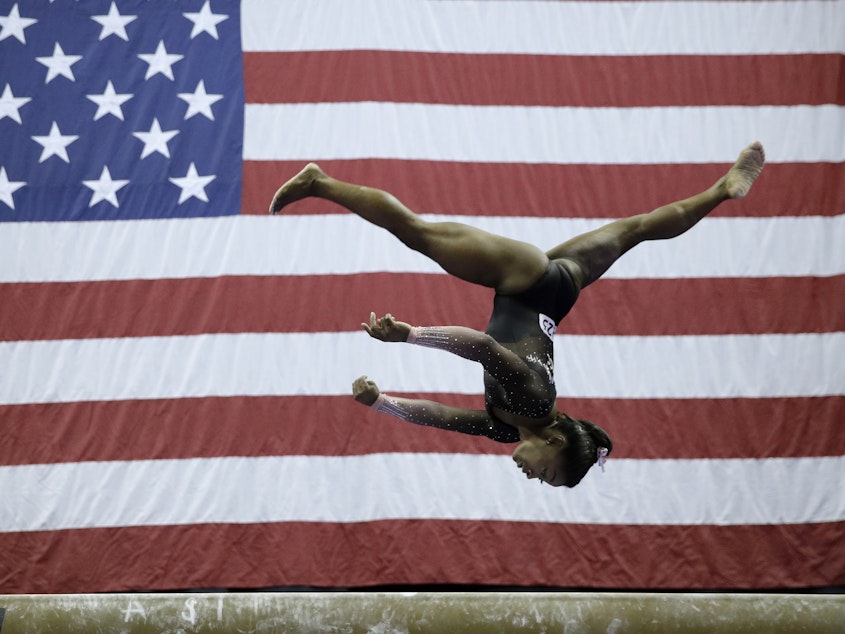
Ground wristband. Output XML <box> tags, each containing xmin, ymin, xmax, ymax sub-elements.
<box><xmin>405</xmin><ymin>326</ymin><xmax>450</xmax><ymax>349</ymax></box>
<box><xmin>371</xmin><ymin>393</ymin><xmax>387</xmax><ymax>410</ymax></box>
<box><xmin>370</xmin><ymin>393</ymin><xmax>412</xmax><ymax>420</ymax></box>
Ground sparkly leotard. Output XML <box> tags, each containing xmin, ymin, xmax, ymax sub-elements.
<box><xmin>483</xmin><ymin>261</ymin><xmax>579</xmax><ymax>421</ymax></box>
<box><xmin>372</xmin><ymin>261</ymin><xmax>579</xmax><ymax>444</ymax></box>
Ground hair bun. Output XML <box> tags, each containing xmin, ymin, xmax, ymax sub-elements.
<box><xmin>579</xmin><ymin>419</ymin><xmax>613</xmax><ymax>456</ymax></box>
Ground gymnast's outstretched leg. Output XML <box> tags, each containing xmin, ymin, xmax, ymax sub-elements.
<box><xmin>545</xmin><ymin>141</ymin><xmax>766</xmax><ymax>289</ymax></box>
<box><xmin>269</xmin><ymin>164</ymin><xmax>550</xmax><ymax>295</ymax></box>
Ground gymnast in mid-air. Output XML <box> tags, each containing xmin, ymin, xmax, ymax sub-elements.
<box><xmin>269</xmin><ymin>142</ymin><xmax>765</xmax><ymax>488</ymax></box>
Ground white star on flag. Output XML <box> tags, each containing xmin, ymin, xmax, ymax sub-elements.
<box><xmin>133</xmin><ymin>118</ymin><xmax>179</xmax><ymax>159</ymax></box>
<box><xmin>177</xmin><ymin>80</ymin><xmax>223</xmax><ymax>120</ymax></box>
<box><xmin>0</xmin><ymin>84</ymin><xmax>31</xmax><ymax>124</ymax></box>
<box><xmin>169</xmin><ymin>162</ymin><xmax>215</xmax><ymax>203</ymax></box>
<box><xmin>0</xmin><ymin>166</ymin><xmax>26</xmax><ymax>209</ymax></box>
<box><xmin>91</xmin><ymin>1</ymin><xmax>137</xmax><ymax>41</ymax></box>
<box><xmin>87</xmin><ymin>81</ymin><xmax>133</xmax><ymax>121</ymax></box>
<box><xmin>0</xmin><ymin>3</ymin><xmax>37</xmax><ymax>44</ymax></box>
<box><xmin>82</xmin><ymin>166</ymin><xmax>130</xmax><ymax>208</ymax></box>
<box><xmin>183</xmin><ymin>1</ymin><xmax>228</xmax><ymax>40</ymax></box>
<box><xmin>36</xmin><ymin>43</ymin><xmax>83</xmax><ymax>84</ymax></box>
<box><xmin>31</xmin><ymin>121</ymin><xmax>79</xmax><ymax>163</ymax></box>
<box><xmin>138</xmin><ymin>40</ymin><xmax>184</xmax><ymax>81</ymax></box>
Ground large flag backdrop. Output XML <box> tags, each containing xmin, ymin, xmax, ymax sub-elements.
<box><xmin>0</xmin><ymin>0</ymin><xmax>843</xmax><ymax>593</ymax></box>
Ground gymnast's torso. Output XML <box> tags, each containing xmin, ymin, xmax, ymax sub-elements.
<box><xmin>483</xmin><ymin>260</ymin><xmax>579</xmax><ymax>430</ymax></box>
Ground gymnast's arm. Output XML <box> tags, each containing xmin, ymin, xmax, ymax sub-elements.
<box><xmin>362</xmin><ymin>312</ymin><xmax>530</xmax><ymax>383</ymax></box>
<box><xmin>351</xmin><ymin>375</ymin><xmax>519</xmax><ymax>443</ymax></box>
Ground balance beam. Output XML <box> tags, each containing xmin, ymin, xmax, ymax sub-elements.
<box><xmin>1</xmin><ymin>592</ymin><xmax>843</xmax><ymax>633</ymax></box>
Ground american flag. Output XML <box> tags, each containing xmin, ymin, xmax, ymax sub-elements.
<box><xmin>1</xmin><ymin>0</ymin><xmax>843</xmax><ymax>593</ymax></box>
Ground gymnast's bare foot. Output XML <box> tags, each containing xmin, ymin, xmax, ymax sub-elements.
<box><xmin>724</xmin><ymin>141</ymin><xmax>765</xmax><ymax>199</ymax></box>
<box><xmin>269</xmin><ymin>163</ymin><xmax>326</xmax><ymax>214</ymax></box>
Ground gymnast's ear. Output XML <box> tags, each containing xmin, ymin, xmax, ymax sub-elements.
<box><xmin>545</xmin><ymin>433</ymin><xmax>567</xmax><ymax>447</ymax></box>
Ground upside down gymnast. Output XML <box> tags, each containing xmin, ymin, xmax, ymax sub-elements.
<box><xmin>269</xmin><ymin>142</ymin><xmax>766</xmax><ymax>488</ymax></box>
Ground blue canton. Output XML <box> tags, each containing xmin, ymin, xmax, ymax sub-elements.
<box><xmin>0</xmin><ymin>0</ymin><xmax>243</xmax><ymax>220</ymax></box>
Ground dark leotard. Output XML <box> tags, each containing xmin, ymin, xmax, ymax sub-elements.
<box><xmin>483</xmin><ymin>261</ymin><xmax>579</xmax><ymax>427</ymax></box>
<box><xmin>374</xmin><ymin>261</ymin><xmax>579</xmax><ymax>445</ymax></box>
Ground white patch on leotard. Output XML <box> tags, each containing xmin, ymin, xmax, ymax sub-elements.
<box><xmin>538</xmin><ymin>313</ymin><xmax>556</xmax><ymax>342</ymax></box>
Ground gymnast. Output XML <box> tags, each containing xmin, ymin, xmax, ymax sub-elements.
<box><xmin>269</xmin><ymin>142</ymin><xmax>765</xmax><ymax>487</ymax></box>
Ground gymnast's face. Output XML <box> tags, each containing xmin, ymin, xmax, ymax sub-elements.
<box><xmin>512</xmin><ymin>437</ymin><xmax>565</xmax><ymax>487</ymax></box>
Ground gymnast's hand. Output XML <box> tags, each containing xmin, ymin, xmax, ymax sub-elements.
<box><xmin>352</xmin><ymin>375</ymin><xmax>380</xmax><ymax>406</ymax></box>
<box><xmin>362</xmin><ymin>312</ymin><xmax>412</xmax><ymax>343</ymax></box>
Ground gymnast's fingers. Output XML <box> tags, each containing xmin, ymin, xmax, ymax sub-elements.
<box><xmin>362</xmin><ymin>312</ymin><xmax>377</xmax><ymax>337</ymax></box>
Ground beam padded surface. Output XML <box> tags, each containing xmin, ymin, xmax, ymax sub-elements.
<box><xmin>0</xmin><ymin>592</ymin><xmax>843</xmax><ymax>633</ymax></box>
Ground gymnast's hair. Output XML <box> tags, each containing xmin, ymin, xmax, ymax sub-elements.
<box><xmin>553</xmin><ymin>412</ymin><xmax>613</xmax><ymax>488</ymax></box>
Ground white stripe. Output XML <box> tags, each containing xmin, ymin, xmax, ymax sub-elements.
<box><xmin>2</xmin><ymin>215</ymin><xmax>842</xmax><ymax>283</ymax></box>
<box><xmin>2</xmin><ymin>332</ymin><xmax>841</xmax><ymax>405</ymax></box>
<box><xmin>242</xmin><ymin>0</ymin><xmax>845</xmax><ymax>55</ymax></box>
<box><xmin>244</xmin><ymin>103</ymin><xmax>845</xmax><ymax>164</ymax></box>
<box><xmin>2</xmin><ymin>454</ymin><xmax>843</xmax><ymax>532</ymax></box>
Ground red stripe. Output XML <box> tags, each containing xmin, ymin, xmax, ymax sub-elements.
<box><xmin>2</xmin><ymin>395</ymin><xmax>840</xmax><ymax>465</ymax></box>
<box><xmin>243</xmin><ymin>159</ymin><xmax>845</xmax><ymax>218</ymax></box>
<box><xmin>244</xmin><ymin>51</ymin><xmax>845</xmax><ymax>107</ymax></box>
<box><xmin>1</xmin><ymin>275</ymin><xmax>840</xmax><ymax>341</ymax></box>
<box><xmin>2</xmin><ymin>519</ymin><xmax>842</xmax><ymax>592</ymax></box>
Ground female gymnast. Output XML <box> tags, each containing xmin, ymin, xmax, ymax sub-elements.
<box><xmin>269</xmin><ymin>142</ymin><xmax>765</xmax><ymax>488</ymax></box>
